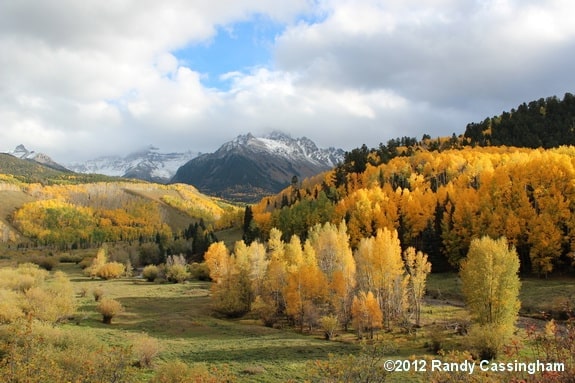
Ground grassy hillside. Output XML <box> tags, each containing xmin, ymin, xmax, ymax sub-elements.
<box><xmin>0</xmin><ymin>176</ymin><xmax>242</xmax><ymax>252</ymax></box>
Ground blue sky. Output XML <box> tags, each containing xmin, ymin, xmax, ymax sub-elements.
<box><xmin>174</xmin><ymin>17</ymin><xmax>282</xmax><ymax>89</ymax></box>
<box><xmin>1</xmin><ymin>0</ymin><xmax>575</xmax><ymax>162</ymax></box>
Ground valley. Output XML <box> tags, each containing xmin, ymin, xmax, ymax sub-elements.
<box><xmin>2</xmin><ymin>95</ymin><xmax>575</xmax><ymax>381</ymax></box>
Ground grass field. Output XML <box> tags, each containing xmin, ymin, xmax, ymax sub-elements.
<box><xmin>3</xmin><ymin>259</ymin><xmax>571</xmax><ymax>382</ymax></box>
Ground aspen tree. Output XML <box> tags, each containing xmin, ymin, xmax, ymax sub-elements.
<box><xmin>460</xmin><ymin>236</ymin><xmax>520</xmax><ymax>359</ymax></box>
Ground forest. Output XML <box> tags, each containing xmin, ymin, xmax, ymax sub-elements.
<box><xmin>247</xmin><ymin>145</ymin><xmax>575</xmax><ymax>276</ymax></box>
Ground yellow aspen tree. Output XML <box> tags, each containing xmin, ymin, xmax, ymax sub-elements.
<box><xmin>204</xmin><ymin>242</ymin><xmax>231</xmax><ymax>284</ymax></box>
<box><xmin>262</xmin><ymin>228</ymin><xmax>287</xmax><ymax>317</ymax></box>
<box><xmin>308</xmin><ymin>220</ymin><xmax>356</xmax><ymax>330</ymax></box>
<box><xmin>284</xmin><ymin>241</ymin><xmax>328</xmax><ymax>332</ymax></box>
<box><xmin>528</xmin><ymin>214</ymin><xmax>562</xmax><ymax>277</ymax></box>
<box><xmin>351</xmin><ymin>291</ymin><xmax>382</xmax><ymax>339</ymax></box>
<box><xmin>355</xmin><ymin>227</ymin><xmax>406</xmax><ymax>329</ymax></box>
<box><xmin>403</xmin><ymin>247</ymin><xmax>431</xmax><ymax>327</ymax></box>
<box><xmin>460</xmin><ymin>236</ymin><xmax>520</xmax><ymax>359</ymax></box>
<box><xmin>247</xmin><ymin>241</ymin><xmax>268</xmax><ymax>299</ymax></box>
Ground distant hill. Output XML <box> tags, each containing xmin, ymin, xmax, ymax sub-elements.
<box><xmin>464</xmin><ymin>92</ymin><xmax>575</xmax><ymax>148</ymax></box>
<box><xmin>171</xmin><ymin>132</ymin><xmax>345</xmax><ymax>203</ymax></box>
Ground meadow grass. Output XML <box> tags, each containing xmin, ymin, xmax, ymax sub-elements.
<box><xmin>8</xmin><ymin>262</ymin><xmax>567</xmax><ymax>382</ymax></box>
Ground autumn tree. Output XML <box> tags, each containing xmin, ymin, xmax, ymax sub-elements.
<box><xmin>308</xmin><ymin>221</ymin><xmax>356</xmax><ymax>330</ymax></box>
<box><xmin>355</xmin><ymin>227</ymin><xmax>407</xmax><ymax>329</ymax></box>
<box><xmin>204</xmin><ymin>242</ymin><xmax>251</xmax><ymax>316</ymax></box>
<box><xmin>403</xmin><ymin>247</ymin><xmax>431</xmax><ymax>327</ymax></box>
<box><xmin>351</xmin><ymin>291</ymin><xmax>383</xmax><ymax>339</ymax></box>
<box><xmin>284</xmin><ymin>241</ymin><xmax>328</xmax><ymax>331</ymax></box>
<box><xmin>261</xmin><ymin>228</ymin><xmax>288</xmax><ymax>319</ymax></box>
<box><xmin>460</xmin><ymin>236</ymin><xmax>521</xmax><ymax>359</ymax></box>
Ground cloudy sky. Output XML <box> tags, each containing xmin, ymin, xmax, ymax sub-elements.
<box><xmin>1</xmin><ymin>0</ymin><xmax>574</xmax><ymax>163</ymax></box>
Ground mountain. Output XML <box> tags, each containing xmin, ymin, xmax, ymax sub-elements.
<box><xmin>171</xmin><ymin>132</ymin><xmax>345</xmax><ymax>202</ymax></box>
<box><xmin>68</xmin><ymin>146</ymin><xmax>198</xmax><ymax>183</ymax></box>
<box><xmin>6</xmin><ymin>144</ymin><xmax>70</xmax><ymax>172</ymax></box>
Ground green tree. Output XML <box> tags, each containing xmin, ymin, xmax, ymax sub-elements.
<box><xmin>459</xmin><ymin>236</ymin><xmax>521</xmax><ymax>359</ymax></box>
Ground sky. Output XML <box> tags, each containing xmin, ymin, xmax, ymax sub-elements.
<box><xmin>1</xmin><ymin>0</ymin><xmax>575</xmax><ymax>163</ymax></box>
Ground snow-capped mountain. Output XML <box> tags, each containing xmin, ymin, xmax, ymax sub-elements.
<box><xmin>68</xmin><ymin>146</ymin><xmax>198</xmax><ymax>183</ymax></box>
<box><xmin>5</xmin><ymin>144</ymin><xmax>70</xmax><ymax>172</ymax></box>
<box><xmin>171</xmin><ymin>132</ymin><xmax>345</xmax><ymax>202</ymax></box>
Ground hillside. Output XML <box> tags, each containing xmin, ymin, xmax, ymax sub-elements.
<box><xmin>0</xmin><ymin>174</ymin><xmax>241</xmax><ymax>254</ymax></box>
<box><xmin>464</xmin><ymin>92</ymin><xmax>575</xmax><ymax>148</ymax></box>
<box><xmin>248</xmin><ymin>145</ymin><xmax>575</xmax><ymax>275</ymax></box>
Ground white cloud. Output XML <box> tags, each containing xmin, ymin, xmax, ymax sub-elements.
<box><xmin>0</xmin><ymin>0</ymin><xmax>574</xmax><ymax>162</ymax></box>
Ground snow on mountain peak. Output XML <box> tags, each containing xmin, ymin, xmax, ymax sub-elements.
<box><xmin>218</xmin><ymin>131</ymin><xmax>344</xmax><ymax>167</ymax></box>
<box><xmin>68</xmin><ymin>147</ymin><xmax>198</xmax><ymax>182</ymax></box>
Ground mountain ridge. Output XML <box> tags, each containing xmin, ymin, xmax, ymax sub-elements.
<box><xmin>67</xmin><ymin>146</ymin><xmax>198</xmax><ymax>183</ymax></box>
<box><xmin>171</xmin><ymin>132</ymin><xmax>345</xmax><ymax>202</ymax></box>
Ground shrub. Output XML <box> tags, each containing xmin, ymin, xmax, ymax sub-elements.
<box><xmin>0</xmin><ymin>289</ymin><xmax>24</xmax><ymax>323</ymax></box>
<box><xmin>30</xmin><ymin>255</ymin><xmax>58</xmax><ymax>271</ymax></box>
<box><xmin>142</xmin><ymin>264</ymin><xmax>160</xmax><ymax>282</ymax></box>
<box><xmin>96</xmin><ymin>298</ymin><xmax>123</xmax><ymax>324</ymax></box>
<box><xmin>93</xmin><ymin>287</ymin><xmax>104</xmax><ymax>302</ymax></box>
<box><xmin>132</xmin><ymin>333</ymin><xmax>162</xmax><ymax>368</ymax></box>
<box><xmin>59</xmin><ymin>253</ymin><xmax>83</xmax><ymax>264</ymax></box>
<box><xmin>24</xmin><ymin>271</ymin><xmax>76</xmax><ymax>323</ymax></box>
<box><xmin>96</xmin><ymin>262</ymin><xmax>126</xmax><ymax>280</ymax></box>
<box><xmin>0</xmin><ymin>320</ymin><xmax>136</xmax><ymax>383</ymax></box>
<box><xmin>189</xmin><ymin>262</ymin><xmax>211</xmax><ymax>281</ymax></box>
<box><xmin>320</xmin><ymin>315</ymin><xmax>339</xmax><ymax>340</ymax></box>
<box><xmin>84</xmin><ymin>248</ymin><xmax>108</xmax><ymax>278</ymax></box>
<box><xmin>251</xmin><ymin>296</ymin><xmax>277</xmax><ymax>327</ymax></box>
<box><xmin>165</xmin><ymin>264</ymin><xmax>190</xmax><ymax>284</ymax></box>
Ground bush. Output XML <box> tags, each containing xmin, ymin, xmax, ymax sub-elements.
<box><xmin>0</xmin><ymin>320</ymin><xmax>136</xmax><ymax>383</ymax></box>
<box><xmin>320</xmin><ymin>315</ymin><xmax>339</xmax><ymax>340</ymax></box>
<box><xmin>132</xmin><ymin>333</ymin><xmax>161</xmax><ymax>368</ymax></box>
<box><xmin>189</xmin><ymin>262</ymin><xmax>211</xmax><ymax>281</ymax></box>
<box><xmin>252</xmin><ymin>296</ymin><xmax>277</xmax><ymax>327</ymax></box>
<box><xmin>0</xmin><ymin>289</ymin><xmax>24</xmax><ymax>323</ymax></box>
<box><xmin>96</xmin><ymin>298</ymin><xmax>123</xmax><ymax>324</ymax></box>
<box><xmin>96</xmin><ymin>262</ymin><xmax>126</xmax><ymax>280</ymax></box>
<box><xmin>24</xmin><ymin>271</ymin><xmax>76</xmax><ymax>323</ymax></box>
<box><xmin>165</xmin><ymin>264</ymin><xmax>190</xmax><ymax>284</ymax></box>
<box><xmin>93</xmin><ymin>287</ymin><xmax>104</xmax><ymax>302</ymax></box>
<box><xmin>59</xmin><ymin>253</ymin><xmax>84</xmax><ymax>264</ymax></box>
<box><xmin>142</xmin><ymin>264</ymin><xmax>160</xmax><ymax>282</ymax></box>
<box><xmin>30</xmin><ymin>255</ymin><xmax>58</xmax><ymax>271</ymax></box>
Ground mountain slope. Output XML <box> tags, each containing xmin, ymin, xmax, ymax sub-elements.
<box><xmin>171</xmin><ymin>132</ymin><xmax>344</xmax><ymax>202</ymax></box>
<box><xmin>67</xmin><ymin>146</ymin><xmax>198</xmax><ymax>183</ymax></box>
